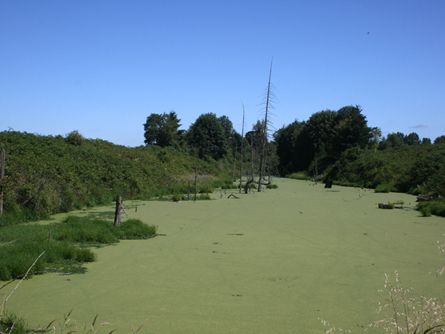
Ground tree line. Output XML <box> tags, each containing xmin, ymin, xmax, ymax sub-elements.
<box><xmin>143</xmin><ymin>105</ymin><xmax>445</xmax><ymax>200</ymax></box>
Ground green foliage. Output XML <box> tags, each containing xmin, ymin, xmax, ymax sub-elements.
<box><xmin>326</xmin><ymin>145</ymin><xmax>445</xmax><ymax>198</ymax></box>
<box><xmin>143</xmin><ymin>111</ymin><xmax>181</xmax><ymax>147</ymax></box>
<box><xmin>0</xmin><ymin>313</ymin><xmax>29</xmax><ymax>334</ymax></box>
<box><xmin>197</xmin><ymin>194</ymin><xmax>211</xmax><ymax>200</ymax></box>
<box><xmin>266</xmin><ymin>183</ymin><xmax>278</xmax><ymax>189</ymax></box>
<box><xmin>274</xmin><ymin>121</ymin><xmax>313</xmax><ymax>175</ymax></box>
<box><xmin>275</xmin><ymin>106</ymin><xmax>372</xmax><ymax>176</ymax></box>
<box><xmin>375</xmin><ymin>183</ymin><xmax>394</xmax><ymax>193</ymax></box>
<box><xmin>187</xmin><ymin>113</ymin><xmax>228</xmax><ymax>159</ymax></box>
<box><xmin>333</xmin><ymin>105</ymin><xmax>371</xmax><ymax>155</ymax></box>
<box><xmin>404</xmin><ymin>132</ymin><xmax>421</xmax><ymax>145</ymax></box>
<box><xmin>0</xmin><ymin>131</ymin><xmax>229</xmax><ymax>225</ymax></box>
<box><xmin>198</xmin><ymin>184</ymin><xmax>214</xmax><ymax>194</ymax></box>
<box><xmin>417</xmin><ymin>201</ymin><xmax>445</xmax><ymax>217</ymax></box>
<box><xmin>65</xmin><ymin>130</ymin><xmax>85</xmax><ymax>146</ymax></box>
<box><xmin>0</xmin><ymin>216</ymin><xmax>156</xmax><ymax>280</ymax></box>
<box><xmin>434</xmin><ymin>135</ymin><xmax>445</xmax><ymax>145</ymax></box>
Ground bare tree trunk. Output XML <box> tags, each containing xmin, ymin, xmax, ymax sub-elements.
<box><xmin>113</xmin><ymin>196</ymin><xmax>124</xmax><ymax>226</ymax></box>
<box><xmin>239</xmin><ymin>106</ymin><xmax>245</xmax><ymax>193</ymax></box>
<box><xmin>258</xmin><ymin>61</ymin><xmax>273</xmax><ymax>192</ymax></box>
<box><xmin>0</xmin><ymin>148</ymin><xmax>5</xmax><ymax>216</ymax></box>
<box><xmin>231</xmin><ymin>142</ymin><xmax>237</xmax><ymax>182</ymax></box>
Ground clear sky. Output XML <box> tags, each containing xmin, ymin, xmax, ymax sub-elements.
<box><xmin>1</xmin><ymin>0</ymin><xmax>444</xmax><ymax>146</ymax></box>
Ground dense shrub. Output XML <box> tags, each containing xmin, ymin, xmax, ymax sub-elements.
<box><xmin>375</xmin><ymin>183</ymin><xmax>394</xmax><ymax>193</ymax></box>
<box><xmin>0</xmin><ymin>131</ymin><xmax>230</xmax><ymax>225</ymax></box>
<box><xmin>327</xmin><ymin>145</ymin><xmax>445</xmax><ymax>197</ymax></box>
<box><xmin>417</xmin><ymin>201</ymin><xmax>445</xmax><ymax>217</ymax></box>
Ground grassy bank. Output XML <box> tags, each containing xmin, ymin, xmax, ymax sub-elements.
<box><xmin>0</xmin><ymin>131</ymin><xmax>231</xmax><ymax>225</ymax></box>
<box><xmin>0</xmin><ymin>216</ymin><xmax>156</xmax><ymax>280</ymax></box>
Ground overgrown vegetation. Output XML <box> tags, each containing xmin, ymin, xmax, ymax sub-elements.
<box><xmin>417</xmin><ymin>200</ymin><xmax>445</xmax><ymax>217</ymax></box>
<box><xmin>274</xmin><ymin>106</ymin><xmax>445</xmax><ymax>216</ymax></box>
<box><xmin>326</xmin><ymin>145</ymin><xmax>445</xmax><ymax>199</ymax></box>
<box><xmin>0</xmin><ymin>216</ymin><xmax>156</xmax><ymax>280</ymax></box>
<box><xmin>0</xmin><ymin>131</ymin><xmax>231</xmax><ymax>225</ymax></box>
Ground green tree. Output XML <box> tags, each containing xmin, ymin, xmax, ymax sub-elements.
<box><xmin>65</xmin><ymin>130</ymin><xmax>85</xmax><ymax>146</ymax></box>
<box><xmin>305</xmin><ymin>110</ymin><xmax>337</xmax><ymax>167</ymax></box>
<box><xmin>187</xmin><ymin>113</ymin><xmax>227</xmax><ymax>159</ymax></box>
<box><xmin>434</xmin><ymin>135</ymin><xmax>445</xmax><ymax>145</ymax></box>
<box><xmin>383</xmin><ymin>132</ymin><xmax>405</xmax><ymax>148</ymax></box>
<box><xmin>333</xmin><ymin>105</ymin><xmax>371</xmax><ymax>155</ymax></box>
<box><xmin>421</xmin><ymin>137</ymin><xmax>432</xmax><ymax>145</ymax></box>
<box><xmin>274</xmin><ymin>121</ymin><xmax>313</xmax><ymax>175</ymax></box>
<box><xmin>143</xmin><ymin>112</ymin><xmax>181</xmax><ymax>147</ymax></box>
<box><xmin>404</xmin><ymin>132</ymin><xmax>420</xmax><ymax>145</ymax></box>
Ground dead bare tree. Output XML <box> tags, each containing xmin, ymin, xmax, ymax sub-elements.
<box><xmin>231</xmin><ymin>141</ymin><xmax>238</xmax><ymax>182</ymax></box>
<box><xmin>113</xmin><ymin>196</ymin><xmax>124</xmax><ymax>226</ymax></box>
<box><xmin>238</xmin><ymin>105</ymin><xmax>245</xmax><ymax>193</ymax></box>
<box><xmin>0</xmin><ymin>148</ymin><xmax>5</xmax><ymax>216</ymax></box>
<box><xmin>258</xmin><ymin>61</ymin><xmax>273</xmax><ymax>192</ymax></box>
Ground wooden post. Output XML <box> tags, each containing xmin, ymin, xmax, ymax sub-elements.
<box><xmin>113</xmin><ymin>196</ymin><xmax>124</xmax><ymax>226</ymax></box>
<box><xmin>0</xmin><ymin>148</ymin><xmax>5</xmax><ymax>216</ymax></box>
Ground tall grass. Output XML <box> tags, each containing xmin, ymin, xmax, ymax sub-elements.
<box><xmin>0</xmin><ymin>217</ymin><xmax>156</xmax><ymax>280</ymax></box>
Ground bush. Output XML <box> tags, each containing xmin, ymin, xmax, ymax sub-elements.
<box><xmin>198</xmin><ymin>194</ymin><xmax>211</xmax><ymax>200</ymax></box>
<box><xmin>171</xmin><ymin>194</ymin><xmax>182</xmax><ymax>202</ymax></box>
<box><xmin>198</xmin><ymin>185</ymin><xmax>214</xmax><ymax>194</ymax></box>
<box><xmin>417</xmin><ymin>200</ymin><xmax>445</xmax><ymax>217</ymax></box>
<box><xmin>115</xmin><ymin>219</ymin><xmax>157</xmax><ymax>239</ymax></box>
<box><xmin>375</xmin><ymin>183</ymin><xmax>394</xmax><ymax>193</ymax></box>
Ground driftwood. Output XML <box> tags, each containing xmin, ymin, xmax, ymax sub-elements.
<box><xmin>378</xmin><ymin>203</ymin><xmax>394</xmax><ymax>209</ymax></box>
<box><xmin>417</xmin><ymin>194</ymin><xmax>439</xmax><ymax>202</ymax></box>
<box><xmin>227</xmin><ymin>193</ymin><xmax>239</xmax><ymax>199</ymax></box>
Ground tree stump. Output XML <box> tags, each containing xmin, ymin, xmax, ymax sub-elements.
<box><xmin>114</xmin><ymin>196</ymin><xmax>124</xmax><ymax>226</ymax></box>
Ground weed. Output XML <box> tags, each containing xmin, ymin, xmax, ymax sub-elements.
<box><xmin>0</xmin><ymin>217</ymin><xmax>156</xmax><ymax>280</ymax></box>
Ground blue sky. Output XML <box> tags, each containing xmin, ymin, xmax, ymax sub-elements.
<box><xmin>1</xmin><ymin>0</ymin><xmax>444</xmax><ymax>146</ymax></box>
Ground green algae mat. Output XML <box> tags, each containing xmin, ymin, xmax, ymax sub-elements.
<box><xmin>3</xmin><ymin>179</ymin><xmax>445</xmax><ymax>333</ymax></box>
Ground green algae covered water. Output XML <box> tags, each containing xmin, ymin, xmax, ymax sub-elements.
<box><xmin>3</xmin><ymin>179</ymin><xmax>445</xmax><ymax>333</ymax></box>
